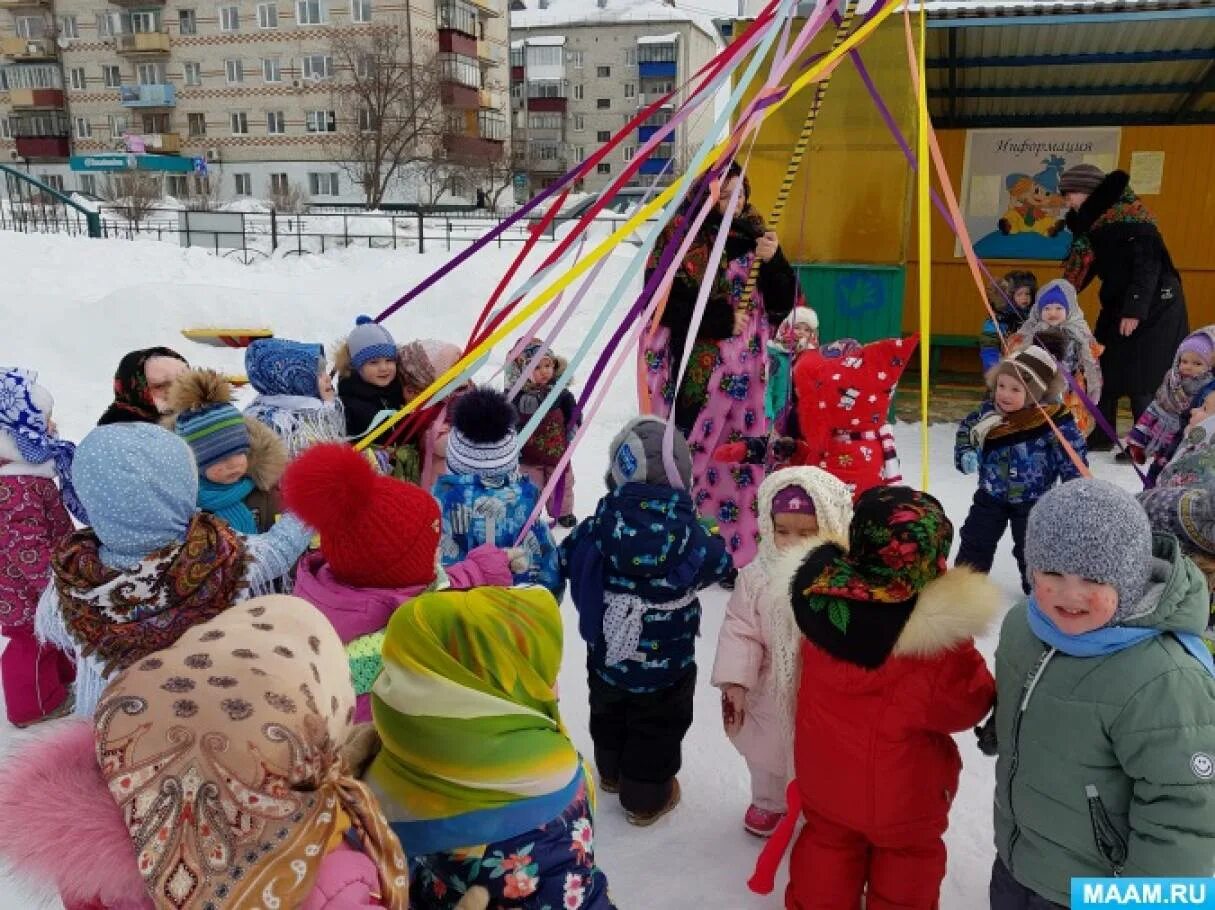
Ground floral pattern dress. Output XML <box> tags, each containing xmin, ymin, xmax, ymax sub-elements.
<box><xmin>410</xmin><ymin>787</ymin><xmax>614</xmax><ymax>910</ymax></box>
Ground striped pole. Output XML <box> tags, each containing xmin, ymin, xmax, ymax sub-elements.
<box><xmin>738</xmin><ymin>0</ymin><xmax>859</xmax><ymax>314</ymax></box>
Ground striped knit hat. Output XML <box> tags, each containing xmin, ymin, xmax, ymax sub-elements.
<box><xmin>445</xmin><ymin>387</ymin><xmax>519</xmax><ymax>477</ymax></box>
<box><xmin>170</xmin><ymin>370</ymin><xmax>251</xmax><ymax>470</ymax></box>
<box><xmin>987</xmin><ymin>345</ymin><xmax>1064</xmax><ymax>403</ymax></box>
<box><xmin>347</xmin><ymin>315</ymin><xmax>398</xmax><ymax>371</ymax></box>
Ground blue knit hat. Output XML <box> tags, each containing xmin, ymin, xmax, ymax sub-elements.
<box><xmin>1036</xmin><ymin>279</ymin><xmax>1076</xmax><ymax>315</ymax></box>
<box><xmin>245</xmin><ymin>338</ymin><xmax>325</xmax><ymax>397</ymax></box>
<box><xmin>176</xmin><ymin>402</ymin><xmax>251</xmax><ymax>470</ymax></box>
<box><xmin>347</xmin><ymin>316</ymin><xmax>397</xmax><ymax>371</ymax></box>
<box><xmin>73</xmin><ymin>424</ymin><xmax>197</xmax><ymax>568</ymax></box>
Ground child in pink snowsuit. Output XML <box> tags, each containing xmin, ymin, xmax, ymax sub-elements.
<box><xmin>712</xmin><ymin>467</ymin><xmax>853</xmax><ymax>837</ymax></box>
<box><xmin>0</xmin><ymin>368</ymin><xmax>85</xmax><ymax>726</ymax></box>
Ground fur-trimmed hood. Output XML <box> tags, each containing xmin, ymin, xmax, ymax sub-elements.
<box><xmin>244</xmin><ymin>416</ymin><xmax>287</xmax><ymax>491</ymax></box>
<box><xmin>1064</xmin><ymin>169</ymin><xmax>1132</xmax><ymax>237</ymax></box>
<box><xmin>892</xmin><ymin>565</ymin><xmax>1001</xmax><ymax>658</ymax></box>
<box><xmin>756</xmin><ymin>467</ymin><xmax>853</xmax><ymax>567</ymax></box>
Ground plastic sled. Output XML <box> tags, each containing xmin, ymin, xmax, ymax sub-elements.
<box><xmin>181</xmin><ymin>327</ymin><xmax>274</xmax><ymax>348</ymax></box>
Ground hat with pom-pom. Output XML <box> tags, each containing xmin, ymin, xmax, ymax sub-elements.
<box><xmin>281</xmin><ymin>442</ymin><xmax>440</xmax><ymax>588</ymax></box>
<box><xmin>445</xmin><ymin>387</ymin><xmax>519</xmax><ymax>477</ymax></box>
<box><xmin>347</xmin><ymin>315</ymin><xmax>397</xmax><ymax>372</ymax></box>
<box><xmin>170</xmin><ymin>369</ymin><xmax>251</xmax><ymax>471</ymax></box>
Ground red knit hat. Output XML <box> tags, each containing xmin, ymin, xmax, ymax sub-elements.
<box><xmin>281</xmin><ymin>443</ymin><xmax>440</xmax><ymax>589</ymax></box>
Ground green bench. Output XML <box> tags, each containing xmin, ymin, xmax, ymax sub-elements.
<box><xmin>927</xmin><ymin>334</ymin><xmax>979</xmax><ymax>379</ymax></box>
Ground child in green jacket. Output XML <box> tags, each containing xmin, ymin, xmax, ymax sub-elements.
<box><xmin>990</xmin><ymin>478</ymin><xmax>1215</xmax><ymax>909</ymax></box>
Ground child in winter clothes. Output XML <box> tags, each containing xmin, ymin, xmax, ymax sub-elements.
<box><xmin>979</xmin><ymin>271</ymin><xmax>1038</xmax><ymax>373</ymax></box>
<box><xmin>955</xmin><ymin>345</ymin><xmax>1088</xmax><ymax>593</ymax></box>
<box><xmin>560</xmin><ymin>416</ymin><xmax>734</xmax><ymax>825</ymax></box>
<box><xmin>34</xmin><ymin>423</ymin><xmax>313</xmax><ymax>718</ymax></box>
<box><xmin>244</xmin><ymin>336</ymin><xmax>347</xmax><ymax>458</ymax></box>
<box><xmin>0</xmin><ymin>595</ymin><xmax>409</xmax><ymax>910</ymax></box>
<box><xmin>172</xmin><ymin>369</ymin><xmax>287</xmax><ymax>534</ymax></box>
<box><xmin>398</xmin><ymin>338</ymin><xmax>471</xmax><ymax>490</ymax></box>
<box><xmin>96</xmin><ymin>346</ymin><xmax>189</xmax><ymax>426</ymax></box>
<box><xmin>752</xmin><ymin>486</ymin><xmax>996</xmax><ymax>909</ymax></box>
<box><xmin>766</xmin><ymin>306</ymin><xmax>819</xmax><ymax>424</ymax></box>
<box><xmin>0</xmin><ymin>368</ymin><xmax>84</xmax><ymax>726</ymax></box>
<box><xmin>433</xmin><ymin>387</ymin><xmax>563</xmax><ymax>598</ymax></box>
<box><xmin>336</xmin><ymin>316</ymin><xmax>406</xmax><ymax>439</ymax></box>
<box><xmin>367</xmin><ymin>587</ymin><xmax>615</xmax><ymax>909</ymax></box>
<box><xmin>988</xmin><ymin>479</ymin><xmax>1215</xmax><ymax>908</ymax></box>
<box><xmin>506</xmin><ymin>338</ymin><xmax>580</xmax><ymax>527</ymax></box>
<box><xmin>1127</xmin><ymin>328</ymin><xmax>1215</xmax><ymax>482</ymax></box>
<box><xmin>1009</xmin><ymin>279</ymin><xmax>1104</xmax><ymax>436</ymax></box>
<box><xmin>282</xmin><ymin>442</ymin><xmax>515</xmax><ymax>722</ymax></box>
<box><xmin>711</xmin><ymin>466</ymin><xmax>852</xmax><ymax>837</ymax></box>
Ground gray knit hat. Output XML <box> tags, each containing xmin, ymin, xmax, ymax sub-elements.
<box><xmin>606</xmin><ymin>416</ymin><xmax>693</xmax><ymax>490</ymax></box>
<box><xmin>1059</xmin><ymin>164</ymin><xmax>1106</xmax><ymax>197</ymax></box>
<box><xmin>347</xmin><ymin>315</ymin><xmax>397</xmax><ymax>371</ymax></box>
<box><xmin>1026</xmin><ymin>478</ymin><xmax>1154</xmax><ymax>621</ymax></box>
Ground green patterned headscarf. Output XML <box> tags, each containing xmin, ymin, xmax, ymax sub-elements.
<box><xmin>368</xmin><ymin>587</ymin><xmax>583</xmax><ymax>857</ymax></box>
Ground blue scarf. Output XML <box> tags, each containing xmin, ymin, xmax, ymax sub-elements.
<box><xmin>0</xmin><ymin>368</ymin><xmax>87</xmax><ymax>524</ymax></box>
<box><xmin>1028</xmin><ymin>596</ymin><xmax>1215</xmax><ymax>678</ymax></box>
<box><xmin>197</xmin><ymin>476</ymin><xmax>257</xmax><ymax>534</ymax></box>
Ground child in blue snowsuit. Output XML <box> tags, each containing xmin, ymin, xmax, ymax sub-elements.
<box><xmin>955</xmin><ymin>345</ymin><xmax>1087</xmax><ymax>593</ymax></box>
<box><xmin>560</xmin><ymin>416</ymin><xmax>733</xmax><ymax>826</ymax></box>
<box><xmin>978</xmin><ymin>271</ymin><xmax>1038</xmax><ymax>373</ymax></box>
<box><xmin>432</xmin><ymin>386</ymin><xmax>563</xmax><ymax>600</ymax></box>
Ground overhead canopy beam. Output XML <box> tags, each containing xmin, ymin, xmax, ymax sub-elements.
<box><xmin>927</xmin><ymin>7</ymin><xmax>1215</xmax><ymax>28</ymax></box>
<box><xmin>928</xmin><ymin>82</ymin><xmax>1198</xmax><ymax>99</ymax></box>
<box><xmin>935</xmin><ymin>110</ymin><xmax>1215</xmax><ymax>129</ymax></box>
<box><xmin>927</xmin><ymin>48</ymin><xmax>1215</xmax><ymax>69</ymax></box>
<box><xmin>1174</xmin><ymin>61</ymin><xmax>1215</xmax><ymax>119</ymax></box>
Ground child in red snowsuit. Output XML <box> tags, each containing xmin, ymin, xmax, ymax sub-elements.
<box><xmin>0</xmin><ymin>368</ymin><xmax>85</xmax><ymax>726</ymax></box>
<box><xmin>753</xmin><ymin>486</ymin><xmax>997</xmax><ymax>910</ymax></box>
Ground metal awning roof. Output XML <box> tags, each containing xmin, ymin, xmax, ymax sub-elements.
<box><xmin>922</xmin><ymin>1</ymin><xmax>1215</xmax><ymax>127</ymax></box>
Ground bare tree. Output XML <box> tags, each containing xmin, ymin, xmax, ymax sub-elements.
<box><xmin>103</xmin><ymin>171</ymin><xmax>162</xmax><ymax>227</ymax></box>
<box><xmin>184</xmin><ymin>174</ymin><xmax>222</xmax><ymax>212</ymax></box>
<box><xmin>453</xmin><ymin>143</ymin><xmax>512</xmax><ymax>211</ymax></box>
<box><xmin>269</xmin><ymin>180</ymin><xmax>310</xmax><ymax>214</ymax></box>
<box><xmin>327</xmin><ymin>25</ymin><xmax>449</xmax><ymax>209</ymax></box>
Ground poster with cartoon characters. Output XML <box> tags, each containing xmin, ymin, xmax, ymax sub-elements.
<box><xmin>958</xmin><ymin>128</ymin><xmax>1121</xmax><ymax>261</ymax></box>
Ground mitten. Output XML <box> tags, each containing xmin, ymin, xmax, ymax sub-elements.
<box><xmin>960</xmin><ymin>450</ymin><xmax>980</xmax><ymax>475</ymax></box>
<box><xmin>1128</xmin><ymin>443</ymin><xmax>1146</xmax><ymax>466</ymax></box>
<box><xmin>974</xmin><ymin>708</ymin><xmax>998</xmax><ymax>757</ymax></box>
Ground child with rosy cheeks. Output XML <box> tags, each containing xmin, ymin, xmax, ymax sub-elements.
<box><xmin>986</xmin><ymin>479</ymin><xmax>1215</xmax><ymax>909</ymax></box>
<box><xmin>1127</xmin><ymin>329</ymin><xmax>1215</xmax><ymax>481</ymax></box>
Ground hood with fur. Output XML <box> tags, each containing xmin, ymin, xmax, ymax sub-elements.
<box><xmin>756</xmin><ymin>467</ymin><xmax>853</xmax><ymax>567</ymax></box>
<box><xmin>891</xmin><ymin>566</ymin><xmax>1001</xmax><ymax>659</ymax></box>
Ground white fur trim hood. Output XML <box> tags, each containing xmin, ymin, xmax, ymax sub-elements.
<box><xmin>892</xmin><ymin>565</ymin><xmax>1003</xmax><ymax>658</ymax></box>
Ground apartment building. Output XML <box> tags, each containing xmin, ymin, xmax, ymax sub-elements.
<box><xmin>509</xmin><ymin>0</ymin><xmax>719</xmax><ymax>197</ymax></box>
<box><xmin>0</xmin><ymin>0</ymin><xmax>509</xmax><ymax>203</ymax></box>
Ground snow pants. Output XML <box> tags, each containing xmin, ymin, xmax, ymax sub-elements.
<box><xmin>587</xmin><ymin>667</ymin><xmax>695</xmax><ymax>816</ymax></box>
<box><xmin>955</xmin><ymin>490</ymin><xmax>1033</xmax><ymax>595</ymax></box>
<box><xmin>785</xmin><ymin>808</ymin><xmax>947</xmax><ymax>910</ymax></box>
<box><xmin>520</xmin><ymin>463</ymin><xmax>575</xmax><ymax>520</ymax></box>
<box><xmin>989</xmin><ymin>858</ymin><xmax>1066</xmax><ymax>910</ymax></box>
<box><xmin>1</xmin><ymin>626</ymin><xmax>74</xmax><ymax>726</ymax></box>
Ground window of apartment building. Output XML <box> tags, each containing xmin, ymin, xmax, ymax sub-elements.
<box><xmin>142</xmin><ymin>112</ymin><xmax>168</xmax><ymax>133</ymax></box>
<box><xmin>623</xmin><ymin>145</ymin><xmax>636</xmax><ymax>161</ymax></box>
<box><xmin>0</xmin><ymin>119</ymin><xmax>10</xmax><ymax>140</ymax></box>
<box><xmin>79</xmin><ymin>174</ymin><xmax>97</xmax><ymax>195</ymax></box>
<box><xmin>15</xmin><ymin>16</ymin><xmax>46</xmax><ymax>39</ymax></box>
<box><xmin>525</xmin><ymin>45</ymin><xmax>561</xmax><ymax>68</ymax></box>
<box><xmin>638</xmin><ymin>42</ymin><xmax>676</xmax><ymax>63</ymax></box>
<box><xmin>130</xmin><ymin>11</ymin><xmax>160</xmax><ymax>33</ymax></box>
<box><xmin>572</xmin><ymin>113</ymin><xmax>584</xmax><ymax>131</ymax></box>
<box><xmin>574</xmin><ymin>146</ymin><xmax>584</xmax><ymax>162</ymax></box>
<box><xmin>355</xmin><ymin>54</ymin><xmax>374</xmax><ymax>79</ymax></box>
<box><xmin>439</xmin><ymin>53</ymin><xmax>480</xmax><ymax>89</ymax></box>
<box><xmin>102</xmin><ymin>65</ymin><xmax>122</xmax><ymax>88</ymax></box>
<box><xmin>96</xmin><ymin>13</ymin><xmax>115</xmax><ymax>37</ymax></box>
<box><xmin>566</xmin><ymin>49</ymin><xmax>583</xmax><ymax>68</ymax></box>
<box><xmin>301</xmin><ymin>54</ymin><xmax>333</xmax><ymax>81</ymax></box>
<box><xmin>266</xmin><ymin>110</ymin><xmax>286</xmax><ymax>133</ymax></box>
<box><xmin>137</xmin><ymin>62</ymin><xmax>165</xmax><ymax>85</ymax></box>
<box><xmin>220</xmin><ymin>6</ymin><xmax>240</xmax><ymax>31</ymax></box>
<box><xmin>230</xmin><ymin>111</ymin><xmax>249</xmax><ymax>134</ymax></box>
<box><xmin>350</xmin><ymin>0</ymin><xmax>371</xmax><ymax>23</ymax></box>
<box><xmin>257</xmin><ymin>2</ymin><xmax>279</xmax><ymax>28</ymax></box>
<box><xmin>597</xmin><ymin>162</ymin><xmax>610</xmax><ymax>175</ymax></box>
<box><xmin>58</xmin><ymin>15</ymin><xmax>78</xmax><ymax>39</ymax></box>
<box><xmin>73</xmin><ymin>116</ymin><xmax>91</xmax><ymax>139</ymax></box>
<box><xmin>262</xmin><ymin>57</ymin><xmax>282</xmax><ymax>82</ymax></box>
<box><xmin>40</xmin><ymin>174</ymin><xmax>63</xmax><ymax>191</ymax></box>
<box><xmin>68</xmin><ymin>67</ymin><xmax>86</xmax><ymax>90</ymax></box>
<box><xmin>4</xmin><ymin>64</ymin><xmax>61</xmax><ymax>89</ymax></box>
<box><xmin>527</xmin><ymin>112</ymin><xmax>559</xmax><ymax>130</ymax></box>
<box><xmin>573</xmin><ymin>84</ymin><xmax>583</xmax><ymax>100</ymax></box>
<box><xmin>269</xmin><ymin>172</ymin><xmax>289</xmax><ymax>195</ymax></box>
<box><xmin>357</xmin><ymin>108</ymin><xmax>378</xmax><ymax>131</ymax></box>
<box><xmin>295</xmin><ymin>0</ymin><xmax>327</xmax><ymax>25</ymax></box>
<box><xmin>184</xmin><ymin>62</ymin><xmax>201</xmax><ymax>85</ymax></box>
<box><xmin>187</xmin><ymin>112</ymin><xmax>206</xmax><ymax>136</ymax></box>
<box><xmin>596</xmin><ymin>130</ymin><xmax>609</xmax><ymax>142</ymax></box>
<box><xmin>178</xmin><ymin>9</ymin><xmax>197</xmax><ymax>34</ymax></box>
<box><xmin>625</xmin><ymin>48</ymin><xmax>636</xmax><ymax>66</ymax></box>
<box><xmin>108</xmin><ymin>113</ymin><xmax>129</xmax><ymax>137</ymax></box>
<box><xmin>166</xmin><ymin>175</ymin><xmax>188</xmax><ymax>197</ymax></box>
<box><xmin>624</xmin><ymin>82</ymin><xmax>635</xmax><ymax>98</ymax></box>
<box><xmin>596</xmin><ymin>98</ymin><xmax>609</xmax><ymax>109</ymax></box>
<box><xmin>437</xmin><ymin>0</ymin><xmax>476</xmax><ymax>36</ymax></box>
<box><xmin>306</xmin><ymin>109</ymin><xmax>336</xmax><ymax>132</ymax></box>
<box><xmin>596</xmin><ymin>65</ymin><xmax>610</xmax><ymax>78</ymax></box>
<box><xmin>226</xmin><ymin>59</ymin><xmax>243</xmax><ymax>83</ymax></box>
<box><xmin>308</xmin><ymin>172</ymin><xmax>338</xmax><ymax>196</ymax></box>
<box><xmin>234</xmin><ymin>173</ymin><xmax>252</xmax><ymax>196</ymax></box>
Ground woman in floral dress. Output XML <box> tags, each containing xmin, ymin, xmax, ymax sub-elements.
<box><xmin>641</xmin><ymin>163</ymin><xmax>800</xmax><ymax>567</ymax></box>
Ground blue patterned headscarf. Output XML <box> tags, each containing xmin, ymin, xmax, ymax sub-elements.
<box><xmin>0</xmin><ymin>368</ymin><xmax>88</xmax><ymax>524</ymax></box>
<box><xmin>245</xmin><ymin>338</ymin><xmax>325</xmax><ymax>398</ymax></box>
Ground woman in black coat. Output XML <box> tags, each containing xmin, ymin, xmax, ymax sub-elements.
<box><xmin>1059</xmin><ymin>165</ymin><xmax>1188</xmax><ymax>450</ymax></box>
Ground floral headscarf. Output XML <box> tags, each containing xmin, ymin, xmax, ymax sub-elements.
<box><xmin>0</xmin><ymin>367</ymin><xmax>87</xmax><ymax>522</ymax></box>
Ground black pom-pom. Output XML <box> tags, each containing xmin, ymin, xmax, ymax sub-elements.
<box><xmin>356</xmin><ymin>314</ymin><xmax>374</xmax><ymax>325</ymax></box>
<box><xmin>451</xmin><ymin>386</ymin><xmax>517</xmax><ymax>444</ymax></box>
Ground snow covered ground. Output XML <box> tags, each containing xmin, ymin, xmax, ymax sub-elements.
<box><xmin>0</xmin><ymin>230</ymin><xmax>1142</xmax><ymax>908</ymax></box>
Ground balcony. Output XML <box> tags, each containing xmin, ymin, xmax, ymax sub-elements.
<box><xmin>0</xmin><ymin>37</ymin><xmax>55</xmax><ymax>60</ymax></box>
<box><xmin>14</xmin><ymin>135</ymin><xmax>69</xmax><ymax>158</ymax></box>
<box><xmin>444</xmin><ymin>132</ymin><xmax>504</xmax><ymax>162</ymax></box>
<box><xmin>120</xmin><ymin>83</ymin><xmax>176</xmax><ymax>108</ymax></box>
<box><xmin>477</xmin><ymin>40</ymin><xmax>502</xmax><ymax>66</ymax></box>
<box><xmin>468</xmin><ymin>0</ymin><xmax>500</xmax><ymax>18</ymax></box>
<box><xmin>441</xmin><ymin>81</ymin><xmax>479</xmax><ymax>111</ymax></box>
<box><xmin>527</xmin><ymin>156</ymin><xmax>566</xmax><ymax>174</ymax></box>
<box><xmin>638</xmin><ymin>60</ymin><xmax>677</xmax><ymax>79</ymax></box>
<box><xmin>131</xmin><ymin>131</ymin><xmax>181</xmax><ymax>153</ymax></box>
<box><xmin>638</xmin><ymin>155</ymin><xmax>671</xmax><ymax>176</ymax></box>
<box><xmin>0</xmin><ymin>0</ymin><xmax>49</xmax><ymax>7</ymax></box>
<box><xmin>115</xmin><ymin>32</ymin><xmax>171</xmax><ymax>56</ymax></box>
<box><xmin>109</xmin><ymin>0</ymin><xmax>165</xmax><ymax>6</ymax></box>
<box><xmin>527</xmin><ymin>96</ymin><xmax>565</xmax><ymax>113</ymax></box>
<box><xmin>438</xmin><ymin>30</ymin><xmax>476</xmax><ymax>56</ymax></box>
<box><xmin>9</xmin><ymin>87</ymin><xmax>64</xmax><ymax>109</ymax></box>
